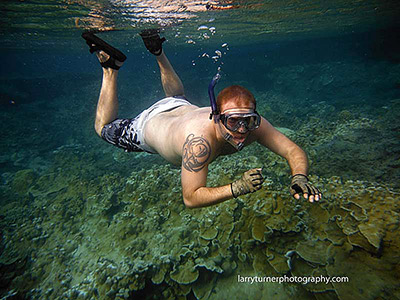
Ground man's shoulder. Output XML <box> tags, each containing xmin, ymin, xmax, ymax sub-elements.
<box><xmin>182</xmin><ymin>121</ymin><xmax>215</xmax><ymax>143</ymax></box>
<box><xmin>180</xmin><ymin>111</ymin><xmax>219</xmax><ymax>158</ymax></box>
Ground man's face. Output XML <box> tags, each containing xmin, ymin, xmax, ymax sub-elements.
<box><xmin>219</xmin><ymin>99</ymin><xmax>256</xmax><ymax>145</ymax></box>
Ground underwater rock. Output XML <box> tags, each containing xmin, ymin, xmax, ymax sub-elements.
<box><xmin>177</xmin><ymin>247</ymin><xmax>194</xmax><ymax>260</ymax></box>
<box><xmin>169</xmin><ymin>259</ymin><xmax>199</xmax><ymax>285</ymax></box>
<box><xmin>251</xmin><ymin>250</ymin><xmax>271</xmax><ymax>274</ymax></box>
<box><xmin>295</xmin><ymin>240</ymin><xmax>329</xmax><ymax>265</ymax></box>
<box><xmin>340</xmin><ymin>201</ymin><xmax>368</xmax><ymax>222</ymax></box>
<box><xmin>221</xmin><ymin>260</ymin><xmax>237</xmax><ymax>276</ymax></box>
<box><xmin>336</xmin><ymin>213</ymin><xmax>359</xmax><ymax>236</ymax></box>
<box><xmin>151</xmin><ymin>263</ymin><xmax>170</xmax><ymax>285</ymax></box>
<box><xmin>320</xmin><ymin>73</ymin><xmax>334</xmax><ymax>86</ymax></box>
<box><xmin>178</xmin><ymin>283</ymin><xmax>192</xmax><ymax>296</ymax></box>
<box><xmin>251</xmin><ymin>217</ymin><xmax>268</xmax><ymax>242</ymax></box>
<box><xmin>338</xmin><ymin>110</ymin><xmax>354</xmax><ymax>121</ymax></box>
<box><xmin>199</xmin><ymin>226</ymin><xmax>218</xmax><ymax>241</ymax></box>
<box><xmin>192</xmin><ymin>272</ymin><xmax>218</xmax><ymax>300</ymax></box>
<box><xmin>194</xmin><ymin>258</ymin><xmax>223</xmax><ymax>274</ymax></box>
<box><xmin>326</xmin><ymin>244</ymin><xmax>398</xmax><ymax>300</ymax></box>
<box><xmin>29</xmin><ymin>172</ymin><xmax>68</xmax><ymax>198</ymax></box>
<box><xmin>284</xmin><ymin>250</ymin><xmax>296</xmax><ymax>271</ymax></box>
<box><xmin>218</xmin><ymin>222</ymin><xmax>234</xmax><ymax>246</ymax></box>
<box><xmin>347</xmin><ymin>232</ymin><xmax>378</xmax><ymax>254</ymax></box>
<box><xmin>358</xmin><ymin>222</ymin><xmax>383</xmax><ymax>250</ymax></box>
<box><xmin>266</xmin><ymin>250</ymin><xmax>290</xmax><ymax>274</ymax></box>
<box><xmin>12</xmin><ymin>169</ymin><xmax>36</xmax><ymax>195</ymax></box>
<box><xmin>0</xmin><ymin>253</ymin><xmax>28</xmax><ymax>291</ymax></box>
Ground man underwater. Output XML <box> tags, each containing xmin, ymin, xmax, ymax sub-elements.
<box><xmin>82</xmin><ymin>29</ymin><xmax>322</xmax><ymax>208</ymax></box>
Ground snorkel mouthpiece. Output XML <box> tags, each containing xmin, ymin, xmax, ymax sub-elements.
<box><xmin>208</xmin><ymin>72</ymin><xmax>221</xmax><ymax>122</ymax></box>
<box><xmin>223</xmin><ymin>132</ymin><xmax>244</xmax><ymax>151</ymax></box>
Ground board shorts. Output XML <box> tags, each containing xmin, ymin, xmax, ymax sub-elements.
<box><xmin>101</xmin><ymin>96</ymin><xmax>192</xmax><ymax>153</ymax></box>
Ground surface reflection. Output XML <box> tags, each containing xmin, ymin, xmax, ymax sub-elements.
<box><xmin>74</xmin><ymin>0</ymin><xmax>238</xmax><ymax>31</ymax></box>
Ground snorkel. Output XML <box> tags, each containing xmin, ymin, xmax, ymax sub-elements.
<box><xmin>208</xmin><ymin>72</ymin><xmax>245</xmax><ymax>151</ymax></box>
<box><xmin>208</xmin><ymin>72</ymin><xmax>221</xmax><ymax>123</ymax></box>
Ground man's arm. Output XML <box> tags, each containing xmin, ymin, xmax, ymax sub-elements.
<box><xmin>180</xmin><ymin>133</ymin><xmax>264</xmax><ymax>208</ymax></box>
<box><xmin>255</xmin><ymin>117</ymin><xmax>308</xmax><ymax>175</ymax></box>
<box><xmin>180</xmin><ymin>133</ymin><xmax>232</xmax><ymax>208</ymax></box>
<box><xmin>255</xmin><ymin>117</ymin><xmax>321</xmax><ymax>202</ymax></box>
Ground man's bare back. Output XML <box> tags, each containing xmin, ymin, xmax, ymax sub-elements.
<box><xmin>144</xmin><ymin>105</ymin><xmax>207</xmax><ymax>165</ymax></box>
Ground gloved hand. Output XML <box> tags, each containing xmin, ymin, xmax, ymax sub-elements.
<box><xmin>231</xmin><ymin>168</ymin><xmax>264</xmax><ymax>198</ymax></box>
<box><xmin>290</xmin><ymin>174</ymin><xmax>322</xmax><ymax>202</ymax></box>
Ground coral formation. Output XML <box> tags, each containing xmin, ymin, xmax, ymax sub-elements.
<box><xmin>1</xmin><ymin>146</ymin><xmax>399</xmax><ymax>299</ymax></box>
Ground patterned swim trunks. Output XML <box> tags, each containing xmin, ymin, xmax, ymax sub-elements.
<box><xmin>101</xmin><ymin>96</ymin><xmax>191</xmax><ymax>153</ymax></box>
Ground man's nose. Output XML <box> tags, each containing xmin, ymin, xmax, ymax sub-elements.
<box><xmin>237</xmin><ymin>122</ymin><xmax>248</xmax><ymax>133</ymax></box>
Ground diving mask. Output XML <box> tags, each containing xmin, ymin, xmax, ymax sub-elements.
<box><xmin>219</xmin><ymin>109</ymin><xmax>261</xmax><ymax>133</ymax></box>
<box><xmin>208</xmin><ymin>72</ymin><xmax>256</xmax><ymax>151</ymax></box>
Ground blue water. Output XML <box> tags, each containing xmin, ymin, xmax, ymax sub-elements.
<box><xmin>1</xmin><ymin>0</ymin><xmax>400</xmax><ymax>299</ymax></box>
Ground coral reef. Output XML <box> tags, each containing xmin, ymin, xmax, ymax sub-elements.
<box><xmin>1</xmin><ymin>143</ymin><xmax>399</xmax><ymax>299</ymax></box>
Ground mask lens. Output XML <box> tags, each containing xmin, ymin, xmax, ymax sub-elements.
<box><xmin>226</xmin><ymin>117</ymin><xmax>241</xmax><ymax>130</ymax></box>
<box><xmin>246</xmin><ymin>116</ymin><xmax>257</xmax><ymax>130</ymax></box>
<box><xmin>224</xmin><ymin>114</ymin><xmax>260</xmax><ymax>132</ymax></box>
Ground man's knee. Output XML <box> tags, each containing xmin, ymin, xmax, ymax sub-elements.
<box><xmin>95</xmin><ymin>122</ymin><xmax>104</xmax><ymax>137</ymax></box>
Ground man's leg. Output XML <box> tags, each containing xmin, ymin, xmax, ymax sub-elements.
<box><xmin>94</xmin><ymin>51</ymin><xmax>122</xmax><ymax>136</ymax></box>
<box><xmin>83</xmin><ymin>33</ymin><xmax>144</xmax><ymax>152</ymax></box>
<box><xmin>139</xmin><ymin>29</ymin><xmax>185</xmax><ymax>97</ymax></box>
<box><xmin>82</xmin><ymin>32</ymin><xmax>125</xmax><ymax>136</ymax></box>
<box><xmin>156</xmin><ymin>52</ymin><xmax>185</xmax><ymax>97</ymax></box>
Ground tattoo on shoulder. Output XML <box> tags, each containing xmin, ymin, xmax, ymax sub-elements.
<box><xmin>182</xmin><ymin>134</ymin><xmax>211</xmax><ymax>172</ymax></box>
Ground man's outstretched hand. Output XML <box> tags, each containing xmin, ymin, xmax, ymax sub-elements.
<box><xmin>290</xmin><ymin>174</ymin><xmax>322</xmax><ymax>202</ymax></box>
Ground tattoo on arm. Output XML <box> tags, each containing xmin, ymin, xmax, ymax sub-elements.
<box><xmin>182</xmin><ymin>134</ymin><xmax>211</xmax><ymax>172</ymax></box>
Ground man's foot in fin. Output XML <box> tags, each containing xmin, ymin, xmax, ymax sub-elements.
<box><xmin>82</xmin><ymin>31</ymin><xmax>127</xmax><ymax>70</ymax></box>
<box><xmin>139</xmin><ymin>29</ymin><xmax>166</xmax><ymax>56</ymax></box>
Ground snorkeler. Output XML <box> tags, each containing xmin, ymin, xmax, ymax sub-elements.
<box><xmin>82</xmin><ymin>29</ymin><xmax>322</xmax><ymax>208</ymax></box>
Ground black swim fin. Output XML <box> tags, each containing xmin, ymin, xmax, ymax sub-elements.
<box><xmin>139</xmin><ymin>29</ymin><xmax>166</xmax><ymax>56</ymax></box>
<box><xmin>82</xmin><ymin>31</ymin><xmax>127</xmax><ymax>70</ymax></box>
